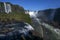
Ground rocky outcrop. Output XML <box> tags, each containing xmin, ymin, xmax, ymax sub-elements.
<box><xmin>0</xmin><ymin>2</ymin><xmax>32</xmax><ymax>24</ymax></box>
<box><xmin>0</xmin><ymin>2</ymin><xmax>24</xmax><ymax>13</ymax></box>
<box><xmin>38</xmin><ymin>8</ymin><xmax>60</xmax><ymax>28</ymax></box>
<box><xmin>0</xmin><ymin>20</ymin><xmax>43</xmax><ymax>40</ymax></box>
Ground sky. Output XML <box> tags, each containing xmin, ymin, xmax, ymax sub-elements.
<box><xmin>0</xmin><ymin>0</ymin><xmax>60</xmax><ymax>11</ymax></box>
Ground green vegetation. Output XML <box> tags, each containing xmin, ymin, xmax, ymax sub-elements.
<box><xmin>0</xmin><ymin>2</ymin><xmax>32</xmax><ymax>24</ymax></box>
<box><xmin>0</xmin><ymin>12</ymin><xmax>32</xmax><ymax>24</ymax></box>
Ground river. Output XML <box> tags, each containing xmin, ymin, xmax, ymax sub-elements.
<box><xmin>28</xmin><ymin>11</ymin><xmax>60</xmax><ymax>40</ymax></box>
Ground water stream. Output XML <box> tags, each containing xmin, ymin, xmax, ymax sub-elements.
<box><xmin>28</xmin><ymin>11</ymin><xmax>60</xmax><ymax>40</ymax></box>
<box><xmin>29</xmin><ymin>11</ymin><xmax>43</xmax><ymax>37</ymax></box>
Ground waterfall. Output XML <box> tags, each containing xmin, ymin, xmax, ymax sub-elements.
<box><xmin>29</xmin><ymin>11</ymin><xmax>43</xmax><ymax>37</ymax></box>
<box><xmin>50</xmin><ymin>9</ymin><xmax>56</xmax><ymax>21</ymax></box>
<box><xmin>4</xmin><ymin>2</ymin><xmax>7</xmax><ymax>13</ymax></box>
<box><xmin>28</xmin><ymin>11</ymin><xmax>60</xmax><ymax>39</ymax></box>
<box><xmin>4</xmin><ymin>2</ymin><xmax>12</xmax><ymax>13</ymax></box>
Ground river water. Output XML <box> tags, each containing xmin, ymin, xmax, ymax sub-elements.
<box><xmin>28</xmin><ymin>11</ymin><xmax>60</xmax><ymax>40</ymax></box>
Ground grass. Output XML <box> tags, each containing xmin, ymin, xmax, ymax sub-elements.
<box><xmin>0</xmin><ymin>12</ymin><xmax>32</xmax><ymax>24</ymax></box>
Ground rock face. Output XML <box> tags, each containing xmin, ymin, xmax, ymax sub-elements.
<box><xmin>0</xmin><ymin>2</ymin><xmax>24</xmax><ymax>14</ymax></box>
<box><xmin>37</xmin><ymin>8</ymin><xmax>60</xmax><ymax>28</ymax></box>
<box><xmin>0</xmin><ymin>21</ymin><xmax>43</xmax><ymax>40</ymax></box>
<box><xmin>0</xmin><ymin>2</ymin><xmax>31</xmax><ymax>24</ymax></box>
<box><xmin>53</xmin><ymin>8</ymin><xmax>60</xmax><ymax>24</ymax></box>
<box><xmin>0</xmin><ymin>2</ymin><xmax>5</xmax><ymax>13</ymax></box>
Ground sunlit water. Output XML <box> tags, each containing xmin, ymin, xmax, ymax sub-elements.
<box><xmin>28</xmin><ymin>11</ymin><xmax>60</xmax><ymax>40</ymax></box>
<box><xmin>29</xmin><ymin>11</ymin><xmax>43</xmax><ymax>37</ymax></box>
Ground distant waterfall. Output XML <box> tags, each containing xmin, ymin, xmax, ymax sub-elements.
<box><xmin>4</xmin><ymin>2</ymin><xmax>7</xmax><ymax>13</ymax></box>
<box><xmin>50</xmin><ymin>9</ymin><xmax>56</xmax><ymax>21</ymax></box>
<box><xmin>4</xmin><ymin>2</ymin><xmax>12</xmax><ymax>13</ymax></box>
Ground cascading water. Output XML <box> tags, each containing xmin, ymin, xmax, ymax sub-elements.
<box><xmin>28</xmin><ymin>11</ymin><xmax>43</xmax><ymax>38</ymax></box>
<box><xmin>50</xmin><ymin>9</ymin><xmax>56</xmax><ymax>21</ymax></box>
<box><xmin>28</xmin><ymin>11</ymin><xmax>60</xmax><ymax>40</ymax></box>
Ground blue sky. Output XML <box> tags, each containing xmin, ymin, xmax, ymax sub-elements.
<box><xmin>0</xmin><ymin>0</ymin><xmax>60</xmax><ymax>11</ymax></box>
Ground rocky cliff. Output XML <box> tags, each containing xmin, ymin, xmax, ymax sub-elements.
<box><xmin>38</xmin><ymin>8</ymin><xmax>60</xmax><ymax>28</ymax></box>
<box><xmin>0</xmin><ymin>2</ymin><xmax>31</xmax><ymax>24</ymax></box>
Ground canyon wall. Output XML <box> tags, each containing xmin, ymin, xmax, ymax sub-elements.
<box><xmin>38</xmin><ymin>8</ymin><xmax>60</xmax><ymax>24</ymax></box>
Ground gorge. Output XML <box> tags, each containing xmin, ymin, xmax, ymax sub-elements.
<box><xmin>0</xmin><ymin>2</ymin><xmax>60</xmax><ymax>40</ymax></box>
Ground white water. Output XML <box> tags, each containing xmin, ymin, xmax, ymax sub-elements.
<box><xmin>29</xmin><ymin>11</ymin><xmax>43</xmax><ymax>37</ymax></box>
<box><xmin>28</xmin><ymin>11</ymin><xmax>60</xmax><ymax>39</ymax></box>
<box><xmin>18</xmin><ymin>22</ymin><xmax>34</xmax><ymax>35</ymax></box>
<box><xmin>4</xmin><ymin>2</ymin><xmax>12</xmax><ymax>13</ymax></box>
<box><xmin>25</xmin><ymin>23</ymin><xmax>34</xmax><ymax>30</ymax></box>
